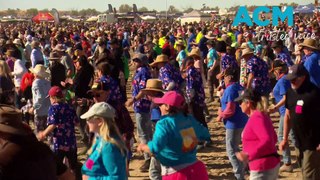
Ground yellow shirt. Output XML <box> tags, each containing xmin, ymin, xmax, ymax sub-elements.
<box><xmin>195</xmin><ymin>32</ymin><xmax>203</xmax><ymax>44</ymax></box>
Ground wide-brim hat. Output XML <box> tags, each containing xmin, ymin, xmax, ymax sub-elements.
<box><xmin>300</xmin><ymin>38</ymin><xmax>319</xmax><ymax>50</ymax></box>
<box><xmin>141</xmin><ymin>79</ymin><xmax>165</xmax><ymax>93</ymax></box>
<box><xmin>13</xmin><ymin>38</ymin><xmax>22</xmax><ymax>46</ymax></box>
<box><xmin>48</xmin><ymin>52</ymin><xmax>61</xmax><ymax>60</ymax></box>
<box><xmin>54</xmin><ymin>44</ymin><xmax>66</xmax><ymax>52</ymax></box>
<box><xmin>150</xmin><ymin>54</ymin><xmax>169</xmax><ymax>67</ymax></box>
<box><xmin>239</xmin><ymin>42</ymin><xmax>249</xmax><ymax>49</ymax></box>
<box><xmin>188</xmin><ymin>47</ymin><xmax>201</xmax><ymax>59</ymax></box>
<box><xmin>205</xmin><ymin>31</ymin><xmax>216</xmax><ymax>40</ymax></box>
<box><xmin>95</xmin><ymin>37</ymin><xmax>105</xmax><ymax>43</ymax></box>
<box><xmin>0</xmin><ymin>104</ymin><xmax>31</xmax><ymax>135</ymax></box>
<box><xmin>29</xmin><ymin>64</ymin><xmax>49</xmax><ymax>78</ymax></box>
<box><xmin>241</xmin><ymin>48</ymin><xmax>254</xmax><ymax>58</ymax></box>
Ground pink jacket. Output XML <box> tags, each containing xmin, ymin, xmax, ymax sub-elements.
<box><xmin>242</xmin><ymin>111</ymin><xmax>280</xmax><ymax>171</ymax></box>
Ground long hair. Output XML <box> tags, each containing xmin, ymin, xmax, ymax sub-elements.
<box><xmin>0</xmin><ymin>61</ymin><xmax>11</xmax><ymax>78</ymax></box>
<box><xmin>90</xmin><ymin>116</ymin><xmax>128</xmax><ymax>156</ymax></box>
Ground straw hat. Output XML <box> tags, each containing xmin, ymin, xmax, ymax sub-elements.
<box><xmin>188</xmin><ymin>48</ymin><xmax>201</xmax><ymax>59</ymax></box>
<box><xmin>241</xmin><ymin>48</ymin><xmax>254</xmax><ymax>58</ymax></box>
<box><xmin>48</xmin><ymin>52</ymin><xmax>61</xmax><ymax>61</ymax></box>
<box><xmin>95</xmin><ymin>37</ymin><xmax>105</xmax><ymax>43</ymax></box>
<box><xmin>239</xmin><ymin>42</ymin><xmax>249</xmax><ymax>49</ymax></box>
<box><xmin>205</xmin><ymin>31</ymin><xmax>216</xmax><ymax>40</ymax></box>
<box><xmin>29</xmin><ymin>64</ymin><xmax>49</xmax><ymax>78</ymax></box>
<box><xmin>13</xmin><ymin>38</ymin><xmax>22</xmax><ymax>46</ymax></box>
<box><xmin>141</xmin><ymin>79</ymin><xmax>165</xmax><ymax>93</ymax></box>
<box><xmin>150</xmin><ymin>54</ymin><xmax>169</xmax><ymax>67</ymax></box>
<box><xmin>300</xmin><ymin>38</ymin><xmax>319</xmax><ymax>51</ymax></box>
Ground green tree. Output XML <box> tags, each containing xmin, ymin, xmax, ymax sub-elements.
<box><xmin>168</xmin><ymin>5</ymin><xmax>180</xmax><ymax>13</ymax></box>
<box><xmin>41</xmin><ymin>8</ymin><xmax>49</xmax><ymax>12</ymax></box>
<box><xmin>119</xmin><ymin>4</ymin><xmax>132</xmax><ymax>13</ymax></box>
<box><xmin>70</xmin><ymin>9</ymin><xmax>79</xmax><ymax>16</ymax></box>
<box><xmin>26</xmin><ymin>8</ymin><xmax>38</xmax><ymax>17</ymax></box>
<box><xmin>138</xmin><ymin>7</ymin><xmax>148</xmax><ymax>12</ymax></box>
<box><xmin>6</xmin><ymin>8</ymin><xmax>17</xmax><ymax>16</ymax></box>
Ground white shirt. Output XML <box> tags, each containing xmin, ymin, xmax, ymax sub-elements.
<box><xmin>12</xmin><ymin>59</ymin><xmax>27</xmax><ymax>87</ymax></box>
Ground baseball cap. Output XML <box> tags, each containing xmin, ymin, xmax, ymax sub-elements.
<box><xmin>47</xmin><ymin>86</ymin><xmax>63</xmax><ymax>98</ymax></box>
<box><xmin>132</xmin><ymin>53</ymin><xmax>148</xmax><ymax>65</ymax></box>
<box><xmin>234</xmin><ymin>89</ymin><xmax>261</xmax><ymax>103</ymax></box>
<box><xmin>80</xmin><ymin>102</ymin><xmax>116</xmax><ymax>119</ymax></box>
<box><xmin>286</xmin><ymin>64</ymin><xmax>308</xmax><ymax>81</ymax></box>
<box><xmin>153</xmin><ymin>91</ymin><xmax>185</xmax><ymax>108</ymax></box>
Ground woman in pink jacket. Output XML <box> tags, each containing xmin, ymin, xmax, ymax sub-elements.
<box><xmin>235</xmin><ymin>89</ymin><xmax>280</xmax><ymax>180</ymax></box>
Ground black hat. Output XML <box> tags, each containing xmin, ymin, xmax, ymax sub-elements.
<box><xmin>215</xmin><ymin>40</ymin><xmax>227</xmax><ymax>53</ymax></box>
<box><xmin>235</xmin><ymin>89</ymin><xmax>261</xmax><ymax>103</ymax></box>
<box><xmin>205</xmin><ymin>40</ymin><xmax>215</xmax><ymax>46</ymax></box>
<box><xmin>109</xmin><ymin>38</ymin><xmax>118</xmax><ymax>45</ymax></box>
<box><xmin>273</xmin><ymin>59</ymin><xmax>286</xmax><ymax>69</ymax></box>
<box><xmin>271</xmin><ymin>41</ymin><xmax>283</xmax><ymax>49</ymax></box>
<box><xmin>286</xmin><ymin>64</ymin><xmax>308</xmax><ymax>81</ymax></box>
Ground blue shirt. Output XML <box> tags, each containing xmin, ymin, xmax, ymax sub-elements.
<box><xmin>277</xmin><ymin>51</ymin><xmax>294</xmax><ymax>67</ymax></box>
<box><xmin>47</xmin><ymin>103</ymin><xmax>78</xmax><ymax>152</ymax></box>
<box><xmin>221</xmin><ymin>83</ymin><xmax>248</xmax><ymax>129</ymax></box>
<box><xmin>186</xmin><ymin>66</ymin><xmax>205</xmax><ymax>107</ymax></box>
<box><xmin>32</xmin><ymin>78</ymin><xmax>51</xmax><ymax>116</ymax></box>
<box><xmin>132</xmin><ymin>66</ymin><xmax>151</xmax><ymax>113</ymax></box>
<box><xmin>100</xmin><ymin>75</ymin><xmax>123</xmax><ymax>104</ymax></box>
<box><xmin>221</xmin><ymin>54</ymin><xmax>239</xmax><ymax>71</ymax></box>
<box><xmin>159</xmin><ymin>63</ymin><xmax>183</xmax><ymax>91</ymax></box>
<box><xmin>187</xmin><ymin>33</ymin><xmax>196</xmax><ymax>52</ymax></box>
<box><xmin>176</xmin><ymin>50</ymin><xmax>187</xmax><ymax>67</ymax></box>
<box><xmin>207</xmin><ymin>48</ymin><xmax>218</xmax><ymax>68</ymax></box>
<box><xmin>82</xmin><ymin>136</ymin><xmax>127</xmax><ymax>180</ymax></box>
<box><xmin>148</xmin><ymin>112</ymin><xmax>210</xmax><ymax>166</ymax></box>
<box><xmin>273</xmin><ymin>75</ymin><xmax>291</xmax><ymax>116</ymax></box>
<box><xmin>303</xmin><ymin>52</ymin><xmax>320</xmax><ymax>88</ymax></box>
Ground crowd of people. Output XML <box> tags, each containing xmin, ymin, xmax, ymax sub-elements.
<box><xmin>0</xmin><ymin>12</ymin><xmax>320</xmax><ymax>180</ymax></box>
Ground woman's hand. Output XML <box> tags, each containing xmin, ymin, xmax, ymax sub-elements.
<box><xmin>236</xmin><ymin>151</ymin><xmax>249</xmax><ymax>162</ymax></box>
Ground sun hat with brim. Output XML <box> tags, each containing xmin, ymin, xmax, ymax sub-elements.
<box><xmin>0</xmin><ymin>104</ymin><xmax>32</xmax><ymax>135</ymax></box>
<box><xmin>153</xmin><ymin>91</ymin><xmax>185</xmax><ymax>109</ymax></box>
<box><xmin>285</xmin><ymin>64</ymin><xmax>308</xmax><ymax>81</ymax></box>
<box><xmin>54</xmin><ymin>44</ymin><xmax>66</xmax><ymax>52</ymax></box>
<box><xmin>234</xmin><ymin>89</ymin><xmax>261</xmax><ymax>103</ymax></box>
<box><xmin>150</xmin><ymin>54</ymin><xmax>169</xmax><ymax>67</ymax></box>
<box><xmin>141</xmin><ymin>79</ymin><xmax>165</xmax><ymax>93</ymax></box>
<box><xmin>188</xmin><ymin>48</ymin><xmax>201</xmax><ymax>59</ymax></box>
<box><xmin>300</xmin><ymin>38</ymin><xmax>319</xmax><ymax>51</ymax></box>
<box><xmin>88</xmin><ymin>80</ymin><xmax>110</xmax><ymax>94</ymax></box>
<box><xmin>13</xmin><ymin>38</ymin><xmax>22</xmax><ymax>46</ymax></box>
<box><xmin>48</xmin><ymin>52</ymin><xmax>60</xmax><ymax>61</ymax></box>
<box><xmin>29</xmin><ymin>64</ymin><xmax>49</xmax><ymax>78</ymax></box>
<box><xmin>47</xmin><ymin>86</ymin><xmax>63</xmax><ymax>98</ymax></box>
<box><xmin>241</xmin><ymin>48</ymin><xmax>254</xmax><ymax>58</ymax></box>
<box><xmin>81</xmin><ymin>102</ymin><xmax>116</xmax><ymax>120</ymax></box>
<box><xmin>239</xmin><ymin>42</ymin><xmax>249</xmax><ymax>49</ymax></box>
<box><xmin>95</xmin><ymin>37</ymin><xmax>105</xmax><ymax>43</ymax></box>
<box><xmin>205</xmin><ymin>31</ymin><xmax>216</xmax><ymax>40</ymax></box>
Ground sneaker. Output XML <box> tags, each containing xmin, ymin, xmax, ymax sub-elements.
<box><xmin>205</xmin><ymin>115</ymin><xmax>213</xmax><ymax>123</ymax></box>
<box><xmin>279</xmin><ymin>164</ymin><xmax>293</xmax><ymax>172</ymax></box>
<box><xmin>139</xmin><ymin>159</ymin><xmax>150</xmax><ymax>172</ymax></box>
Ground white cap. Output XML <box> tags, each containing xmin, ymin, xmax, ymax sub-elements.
<box><xmin>81</xmin><ymin>102</ymin><xmax>116</xmax><ymax>119</ymax></box>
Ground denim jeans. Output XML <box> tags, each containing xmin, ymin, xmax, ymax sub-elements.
<box><xmin>135</xmin><ymin>112</ymin><xmax>153</xmax><ymax>160</ymax></box>
<box><xmin>226</xmin><ymin>128</ymin><xmax>245</xmax><ymax>180</ymax></box>
<box><xmin>250</xmin><ymin>163</ymin><xmax>280</xmax><ymax>180</ymax></box>
<box><xmin>278</xmin><ymin>115</ymin><xmax>296</xmax><ymax>164</ymax></box>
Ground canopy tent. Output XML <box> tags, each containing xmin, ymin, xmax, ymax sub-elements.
<box><xmin>32</xmin><ymin>12</ymin><xmax>55</xmax><ymax>23</ymax></box>
<box><xmin>294</xmin><ymin>4</ymin><xmax>315</xmax><ymax>14</ymax></box>
<box><xmin>180</xmin><ymin>10</ymin><xmax>211</xmax><ymax>24</ymax></box>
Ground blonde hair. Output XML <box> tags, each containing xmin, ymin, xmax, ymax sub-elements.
<box><xmin>88</xmin><ymin>116</ymin><xmax>128</xmax><ymax>156</ymax></box>
<box><xmin>0</xmin><ymin>61</ymin><xmax>12</xmax><ymax>78</ymax></box>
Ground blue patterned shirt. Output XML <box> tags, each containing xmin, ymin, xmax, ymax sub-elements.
<box><xmin>100</xmin><ymin>75</ymin><xmax>123</xmax><ymax>104</ymax></box>
<box><xmin>246</xmin><ymin>56</ymin><xmax>271</xmax><ymax>95</ymax></box>
<box><xmin>159</xmin><ymin>63</ymin><xmax>183</xmax><ymax>91</ymax></box>
<box><xmin>132</xmin><ymin>66</ymin><xmax>151</xmax><ymax>113</ymax></box>
<box><xmin>277</xmin><ymin>51</ymin><xmax>294</xmax><ymax>67</ymax></box>
<box><xmin>47</xmin><ymin>103</ymin><xmax>78</xmax><ymax>152</ymax></box>
<box><xmin>186</xmin><ymin>66</ymin><xmax>205</xmax><ymax>107</ymax></box>
<box><xmin>221</xmin><ymin>54</ymin><xmax>239</xmax><ymax>71</ymax></box>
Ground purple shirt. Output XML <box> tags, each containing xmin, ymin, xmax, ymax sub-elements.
<box><xmin>47</xmin><ymin>103</ymin><xmax>79</xmax><ymax>152</ymax></box>
<box><xmin>221</xmin><ymin>54</ymin><xmax>239</xmax><ymax>71</ymax></box>
<box><xmin>186</xmin><ymin>66</ymin><xmax>205</xmax><ymax>107</ymax></box>
<box><xmin>132</xmin><ymin>66</ymin><xmax>151</xmax><ymax>113</ymax></box>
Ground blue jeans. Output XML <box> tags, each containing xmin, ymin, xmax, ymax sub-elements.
<box><xmin>226</xmin><ymin>128</ymin><xmax>245</xmax><ymax>180</ymax></box>
<box><xmin>278</xmin><ymin>115</ymin><xmax>296</xmax><ymax>164</ymax></box>
<box><xmin>135</xmin><ymin>112</ymin><xmax>153</xmax><ymax>160</ymax></box>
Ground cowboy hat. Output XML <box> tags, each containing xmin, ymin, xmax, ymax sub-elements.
<box><xmin>54</xmin><ymin>44</ymin><xmax>66</xmax><ymax>52</ymax></box>
<box><xmin>241</xmin><ymin>48</ymin><xmax>254</xmax><ymax>58</ymax></box>
<box><xmin>205</xmin><ymin>31</ymin><xmax>216</xmax><ymax>40</ymax></box>
<box><xmin>239</xmin><ymin>42</ymin><xmax>249</xmax><ymax>49</ymax></box>
<box><xmin>150</xmin><ymin>54</ymin><xmax>169</xmax><ymax>67</ymax></box>
<box><xmin>13</xmin><ymin>38</ymin><xmax>22</xmax><ymax>46</ymax></box>
<box><xmin>0</xmin><ymin>104</ymin><xmax>31</xmax><ymax>135</ymax></box>
<box><xmin>29</xmin><ymin>64</ymin><xmax>49</xmax><ymax>78</ymax></box>
<box><xmin>141</xmin><ymin>79</ymin><xmax>165</xmax><ymax>93</ymax></box>
<box><xmin>48</xmin><ymin>52</ymin><xmax>61</xmax><ymax>61</ymax></box>
<box><xmin>188</xmin><ymin>47</ymin><xmax>201</xmax><ymax>59</ymax></box>
<box><xmin>300</xmin><ymin>38</ymin><xmax>319</xmax><ymax>51</ymax></box>
<box><xmin>95</xmin><ymin>37</ymin><xmax>105</xmax><ymax>43</ymax></box>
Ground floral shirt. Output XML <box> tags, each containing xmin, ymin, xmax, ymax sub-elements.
<box><xmin>246</xmin><ymin>56</ymin><xmax>271</xmax><ymax>95</ymax></box>
<box><xmin>221</xmin><ymin>54</ymin><xmax>239</xmax><ymax>71</ymax></box>
<box><xmin>100</xmin><ymin>75</ymin><xmax>123</xmax><ymax>104</ymax></box>
<box><xmin>277</xmin><ymin>51</ymin><xmax>293</xmax><ymax>67</ymax></box>
<box><xmin>132</xmin><ymin>66</ymin><xmax>151</xmax><ymax>113</ymax></box>
<box><xmin>47</xmin><ymin>102</ymin><xmax>78</xmax><ymax>152</ymax></box>
<box><xmin>186</xmin><ymin>66</ymin><xmax>205</xmax><ymax>107</ymax></box>
<box><xmin>159</xmin><ymin>63</ymin><xmax>183</xmax><ymax>91</ymax></box>
<box><xmin>240</xmin><ymin>58</ymin><xmax>247</xmax><ymax>87</ymax></box>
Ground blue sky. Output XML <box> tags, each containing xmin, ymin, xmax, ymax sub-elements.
<box><xmin>0</xmin><ymin>0</ymin><xmax>313</xmax><ymax>11</ymax></box>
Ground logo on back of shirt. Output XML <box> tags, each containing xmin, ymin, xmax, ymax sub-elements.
<box><xmin>180</xmin><ymin>127</ymin><xmax>198</xmax><ymax>152</ymax></box>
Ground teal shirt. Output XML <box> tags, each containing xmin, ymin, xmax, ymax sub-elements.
<box><xmin>148</xmin><ymin>112</ymin><xmax>211</xmax><ymax>166</ymax></box>
<box><xmin>82</xmin><ymin>136</ymin><xmax>127</xmax><ymax>180</ymax></box>
<box><xmin>207</xmin><ymin>48</ymin><xmax>218</xmax><ymax>68</ymax></box>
